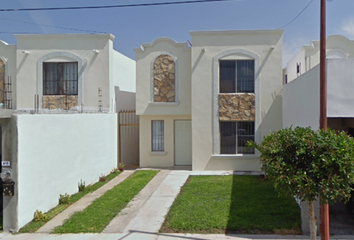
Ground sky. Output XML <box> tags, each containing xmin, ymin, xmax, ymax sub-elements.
<box><xmin>0</xmin><ymin>0</ymin><xmax>354</xmax><ymax>66</ymax></box>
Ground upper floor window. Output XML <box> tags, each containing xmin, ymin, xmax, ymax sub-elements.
<box><xmin>153</xmin><ymin>54</ymin><xmax>175</xmax><ymax>102</ymax></box>
<box><xmin>219</xmin><ymin>60</ymin><xmax>254</xmax><ymax>93</ymax></box>
<box><xmin>43</xmin><ymin>62</ymin><xmax>78</xmax><ymax>95</ymax></box>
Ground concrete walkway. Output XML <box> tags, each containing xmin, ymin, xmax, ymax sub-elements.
<box><xmin>5</xmin><ymin>170</ymin><xmax>354</xmax><ymax>240</ymax></box>
<box><xmin>36</xmin><ymin>170</ymin><xmax>135</xmax><ymax>233</ymax></box>
<box><xmin>103</xmin><ymin>170</ymin><xmax>171</xmax><ymax>233</ymax></box>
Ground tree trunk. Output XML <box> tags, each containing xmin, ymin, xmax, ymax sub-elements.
<box><xmin>309</xmin><ymin>200</ymin><xmax>317</xmax><ymax>240</ymax></box>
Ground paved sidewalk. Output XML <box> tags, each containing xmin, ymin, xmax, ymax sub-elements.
<box><xmin>1</xmin><ymin>232</ymin><xmax>354</xmax><ymax>240</ymax></box>
<box><xmin>36</xmin><ymin>170</ymin><xmax>135</xmax><ymax>233</ymax></box>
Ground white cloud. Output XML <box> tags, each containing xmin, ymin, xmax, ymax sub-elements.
<box><xmin>341</xmin><ymin>18</ymin><xmax>354</xmax><ymax>38</ymax></box>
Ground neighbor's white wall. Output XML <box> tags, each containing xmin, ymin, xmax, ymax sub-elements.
<box><xmin>139</xmin><ymin>115</ymin><xmax>191</xmax><ymax>168</ymax></box>
<box><xmin>282</xmin><ymin>64</ymin><xmax>320</xmax><ymax>129</ymax></box>
<box><xmin>112</xmin><ymin>50</ymin><xmax>136</xmax><ymax>93</ymax></box>
<box><xmin>16</xmin><ymin>113</ymin><xmax>117</xmax><ymax>229</ymax></box>
<box><xmin>15</xmin><ymin>34</ymin><xmax>113</xmax><ymax>111</ymax></box>
<box><xmin>327</xmin><ymin>59</ymin><xmax>354</xmax><ymax>117</ymax></box>
<box><xmin>286</xmin><ymin>49</ymin><xmax>305</xmax><ymax>83</ymax></box>
<box><xmin>135</xmin><ymin>38</ymin><xmax>191</xmax><ymax>116</ymax></box>
<box><xmin>190</xmin><ymin>30</ymin><xmax>283</xmax><ymax>171</ymax></box>
<box><xmin>115</xmin><ymin>87</ymin><xmax>136</xmax><ymax>112</ymax></box>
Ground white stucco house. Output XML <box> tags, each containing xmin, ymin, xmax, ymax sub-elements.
<box><xmin>0</xmin><ymin>33</ymin><xmax>135</xmax><ymax>231</ymax></box>
<box><xmin>283</xmin><ymin>35</ymin><xmax>354</xmax><ymax>133</ymax></box>
<box><xmin>282</xmin><ymin>34</ymin><xmax>354</xmax><ymax>234</ymax></box>
<box><xmin>135</xmin><ymin>29</ymin><xmax>284</xmax><ymax>171</ymax></box>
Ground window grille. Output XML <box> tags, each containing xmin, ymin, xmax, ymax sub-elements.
<box><xmin>152</xmin><ymin>120</ymin><xmax>164</xmax><ymax>151</ymax></box>
<box><xmin>43</xmin><ymin>62</ymin><xmax>78</xmax><ymax>95</ymax></box>
<box><xmin>220</xmin><ymin>121</ymin><xmax>254</xmax><ymax>154</ymax></box>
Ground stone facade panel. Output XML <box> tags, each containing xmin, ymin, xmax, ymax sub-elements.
<box><xmin>43</xmin><ymin>95</ymin><xmax>78</xmax><ymax>110</ymax></box>
<box><xmin>219</xmin><ymin>93</ymin><xmax>255</xmax><ymax>121</ymax></box>
<box><xmin>153</xmin><ymin>55</ymin><xmax>175</xmax><ymax>102</ymax></box>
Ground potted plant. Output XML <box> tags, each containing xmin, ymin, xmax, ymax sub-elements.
<box><xmin>118</xmin><ymin>162</ymin><xmax>125</xmax><ymax>172</ymax></box>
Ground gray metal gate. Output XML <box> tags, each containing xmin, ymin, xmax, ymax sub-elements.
<box><xmin>118</xmin><ymin>110</ymin><xmax>139</xmax><ymax>167</ymax></box>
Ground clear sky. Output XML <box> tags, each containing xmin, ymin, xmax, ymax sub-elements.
<box><xmin>0</xmin><ymin>0</ymin><xmax>353</xmax><ymax>66</ymax></box>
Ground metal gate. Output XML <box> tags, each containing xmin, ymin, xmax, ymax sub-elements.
<box><xmin>118</xmin><ymin>110</ymin><xmax>139</xmax><ymax>167</ymax></box>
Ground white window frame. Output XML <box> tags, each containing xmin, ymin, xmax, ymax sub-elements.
<box><xmin>212</xmin><ymin>49</ymin><xmax>260</xmax><ymax>155</ymax></box>
<box><xmin>37</xmin><ymin>51</ymin><xmax>86</xmax><ymax>111</ymax></box>
<box><xmin>150</xmin><ymin>52</ymin><xmax>178</xmax><ymax>105</ymax></box>
<box><xmin>151</xmin><ymin>120</ymin><xmax>164</xmax><ymax>152</ymax></box>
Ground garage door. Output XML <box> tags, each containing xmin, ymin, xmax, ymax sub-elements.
<box><xmin>174</xmin><ymin>120</ymin><xmax>192</xmax><ymax>166</ymax></box>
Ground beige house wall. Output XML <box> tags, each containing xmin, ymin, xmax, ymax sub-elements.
<box><xmin>135</xmin><ymin>38</ymin><xmax>191</xmax><ymax>116</ymax></box>
<box><xmin>139</xmin><ymin>114</ymin><xmax>191</xmax><ymax>168</ymax></box>
<box><xmin>190</xmin><ymin>30</ymin><xmax>284</xmax><ymax>171</ymax></box>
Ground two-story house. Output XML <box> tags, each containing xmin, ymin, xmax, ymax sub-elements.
<box><xmin>135</xmin><ymin>29</ymin><xmax>284</xmax><ymax>171</ymax></box>
<box><xmin>0</xmin><ymin>33</ymin><xmax>135</xmax><ymax>231</ymax></box>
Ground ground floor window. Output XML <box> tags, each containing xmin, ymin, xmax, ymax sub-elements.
<box><xmin>220</xmin><ymin>121</ymin><xmax>255</xmax><ymax>154</ymax></box>
<box><xmin>152</xmin><ymin>120</ymin><xmax>164</xmax><ymax>151</ymax></box>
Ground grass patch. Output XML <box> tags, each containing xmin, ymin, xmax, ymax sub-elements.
<box><xmin>19</xmin><ymin>171</ymin><xmax>121</xmax><ymax>233</ymax></box>
<box><xmin>161</xmin><ymin>175</ymin><xmax>301</xmax><ymax>234</ymax></box>
<box><xmin>53</xmin><ymin>170</ymin><xmax>159</xmax><ymax>233</ymax></box>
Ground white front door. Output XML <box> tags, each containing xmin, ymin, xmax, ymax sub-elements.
<box><xmin>174</xmin><ymin>120</ymin><xmax>192</xmax><ymax>166</ymax></box>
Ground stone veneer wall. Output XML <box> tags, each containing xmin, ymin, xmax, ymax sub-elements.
<box><xmin>153</xmin><ymin>54</ymin><xmax>175</xmax><ymax>102</ymax></box>
<box><xmin>43</xmin><ymin>95</ymin><xmax>78</xmax><ymax>110</ymax></box>
<box><xmin>219</xmin><ymin>93</ymin><xmax>255</xmax><ymax>121</ymax></box>
<box><xmin>0</xmin><ymin>59</ymin><xmax>5</xmax><ymax>104</ymax></box>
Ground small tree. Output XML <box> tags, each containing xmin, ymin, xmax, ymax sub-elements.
<box><xmin>247</xmin><ymin>127</ymin><xmax>354</xmax><ymax>240</ymax></box>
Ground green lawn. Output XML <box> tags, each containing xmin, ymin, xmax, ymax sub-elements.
<box><xmin>161</xmin><ymin>175</ymin><xmax>301</xmax><ymax>234</ymax></box>
<box><xmin>19</xmin><ymin>171</ymin><xmax>121</xmax><ymax>233</ymax></box>
<box><xmin>53</xmin><ymin>170</ymin><xmax>159</xmax><ymax>233</ymax></box>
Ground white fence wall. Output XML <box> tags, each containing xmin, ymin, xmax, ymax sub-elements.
<box><xmin>15</xmin><ymin>113</ymin><xmax>117</xmax><ymax>230</ymax></box>
<box><xmin>282</xmin><ymin>64</ymin><xmax>320</xmax><ymax>129</ymax></box>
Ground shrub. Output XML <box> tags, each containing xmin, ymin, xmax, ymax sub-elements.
<box><xmin>78</xmin><ymin>179</ymin><xmax>86</xmax><ymax>192</ymax></box>
<box><xmin>99</xmin><ymin>174</ymin><xmax>106</xmax><ymax>182</ymax></box>
<box><xmin>248</xmin><ymin>127</ymin><xmax>354</xmax><ymax>240</ymax></box>
<box><xmin>33</xmin><ymin>210</ymin><xmax>47</xmax><ymax>222</ymax></box>
<box><xmin>59</xmin><ymin>193</ymin><xmax>71</xmax><ymax>205</ymax></box>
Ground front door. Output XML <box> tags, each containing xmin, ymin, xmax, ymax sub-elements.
<box><xmin>174</xmin><ymin>120</ymin><xmax>192</xmax><ymax>166</ymax></box>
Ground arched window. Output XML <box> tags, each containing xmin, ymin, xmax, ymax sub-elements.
<box><xmin>37</xmin><ymin>52</ymin><xmax>84</xmax><ymax>110</ymax></box>
<box><xmin>153</xmin><ymin>54</ymin><xmax>175</xmax><ymax>102</ymax></box>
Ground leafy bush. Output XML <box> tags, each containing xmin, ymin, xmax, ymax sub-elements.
<box><xmin>99</xmin><ymin>174</ymin><xmax>106</xmax><ymax>182</ymax></box>
<box><xmin>59</xmin><ymin>193</ymin><xmax>71</xmax><ymax>205</ymax></box>
<box><xmin>33</xmin><ymin>210</ymin><xmax>47</xmax><ymax>222</ymax></box>
<box><xmin>248</xmin><ymin>127</ymin><xmax>354</xmax><ymax>239</ymax></box>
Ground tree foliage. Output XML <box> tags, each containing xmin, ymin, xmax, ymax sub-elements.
<box><xmin>247</xmin><ymin>127</ymin><xmax>354</xmax><ymax>203</ymax></box>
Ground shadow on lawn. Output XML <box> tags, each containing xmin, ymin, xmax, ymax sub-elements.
<box><xmin>225</xmin><ymin>174</ymin><xmax>301</xmax><ymax>235</ymax></box>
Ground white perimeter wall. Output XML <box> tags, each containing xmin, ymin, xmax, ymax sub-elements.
<box><xmin>282</xmin><ymin>64</ymin><xmax>320</xmax><ymax>129</ymax></box>
<box><xmin>327</xmin><ymin>59</ymin><xmax>354</xmax><ymax>117</ymax></box>
<box><xmin>16</xmin><ymin>113</ymin><xmax>117</xmax><ymax>229</ymax></box>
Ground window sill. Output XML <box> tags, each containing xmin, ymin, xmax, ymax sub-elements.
<box><xmin>149</xmin><ymin>102</ymin><xmax>179</xmax><ymax>107</ymax></box>
<box><xmin>149</xmin><ymin>151</ymin><xmax>167</xmax><ymax>156</ymax></box>
<box><xmin>212</xmin><ymin>154</ymin><xmax>259</xmax><ymax>159</ymax></box>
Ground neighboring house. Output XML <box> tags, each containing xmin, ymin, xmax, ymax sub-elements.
<box><xmin>0</xmin><ymin>33</ymin><xmax>136</xmax><ymax>231</ymax></box>
<box><xmin>135</xmin><ymin>29</ymin><xmax>284</xmax><ymax>171</ymax></box>
<box><xmin>283</xmin><ymin>35</ymin><xmax>354</xmax><ymax>132</ymax></box>
<box><xmin>282</xmin><ymin>34</ymin><xmax>354</xmax><ymax>235</ymax></box>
